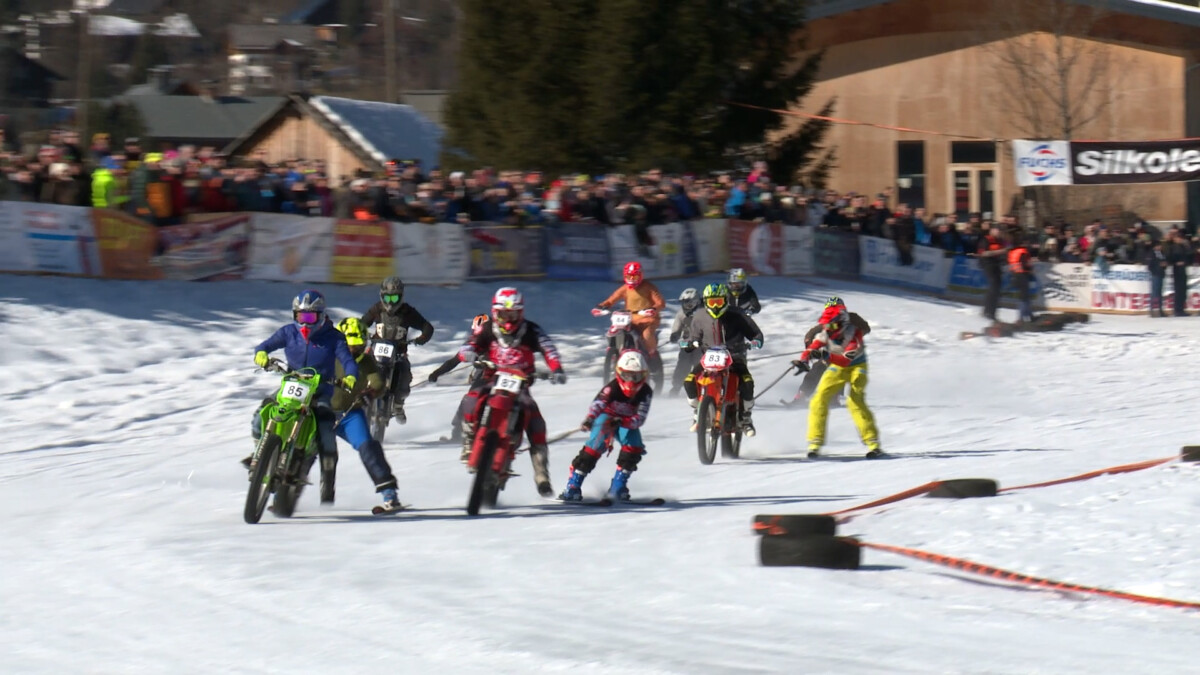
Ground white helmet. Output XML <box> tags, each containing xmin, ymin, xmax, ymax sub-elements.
<box><xmin>678</xmin><ymin>287</ymin><xmax>699</xmax><ymax>314</ymax></box>
<box><xmin>614</xmin><ymin>349</ymin><xmax>648</xmax><ymax>396</ymax></box>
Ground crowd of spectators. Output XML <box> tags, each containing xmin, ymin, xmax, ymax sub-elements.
<box><xmin>1</xmin><ymin>128</ymin><xmax>1194</xmax><ymax>270</ymax></box>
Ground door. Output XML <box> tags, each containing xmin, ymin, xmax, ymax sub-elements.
<box><xmin>949</xmin><ymin>166</ymin><xmax>997</xmax><ymax>223</ymax></box>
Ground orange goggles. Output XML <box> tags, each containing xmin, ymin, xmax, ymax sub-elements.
<box><xmin>705</xmin><ymin>296</ymin><xmax>727</xmax><ymax>309</ymax></box>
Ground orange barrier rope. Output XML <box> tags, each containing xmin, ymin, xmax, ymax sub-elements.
<box><xmin>824</xmin><ymin>481</ymin><xmax>942</xmax><ymax>517</ymax></box>
<box><xmin>858</xmin><ymin>540</ymin><xmax>1200</xmax><ymax>611</ymax></box>
<box><xmin>726</xmin><ymin>101</ymin><xmax>997</xmax><ymax>140</ymax></box>
<box><xmin>999</xmin><ymin>456</ymin><xmax>1177</xmax><ymax>492</ymax></box>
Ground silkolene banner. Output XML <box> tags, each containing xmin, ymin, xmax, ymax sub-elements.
<box><xmin>1013</xmin><ymin>138</ymin><xmax>1200</xmax><ymax>186</ymax></box>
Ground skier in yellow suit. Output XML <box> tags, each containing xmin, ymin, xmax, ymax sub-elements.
<box><xmin>792</xmin><ymin>297</ymin><xmax>883</xmax><ymax>459</ymax></box>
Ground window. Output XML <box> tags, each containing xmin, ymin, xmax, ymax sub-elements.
<box><xmin>950</xmin><ymin>141</ymin><xmax>996</xmax><ymax>165</ymax></box>
<box><xmin>896</xmin><ymin>140</ymin><xmax>926</xmax><ymax>208</ymax></box>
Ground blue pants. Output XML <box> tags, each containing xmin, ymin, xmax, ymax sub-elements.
<box><xmin>1151</xmin><ymin>276</ymin><xmax>1164</xmax><ymax>314</ymax></box>
<box><xmin>336</xmin><ymin>408</ymin><xmax>397</xmax><ymax>491</ymax></box>
<box><xmin>584</xmin><ymin>413</ymin><xmax>644</xmax><ymax>452</ymax></box>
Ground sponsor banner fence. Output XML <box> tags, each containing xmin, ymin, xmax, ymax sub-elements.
<box><xmin>858</xmin><ymin>235</ymin><xmax>953</xmax><ymax>294</ymax></box>
<box><xmin>782</xmin><ymin>226</ymin><xmax>814</xmax><ymax>276</ymax></box>
<box><xmin>155</xmin><ymin>214</ymin><xmax>251</xmax><ymax>281</ymax></box>
<box><xmin>544</xmin><ymin>220</ymin><xmax>611</xmax><ymax>280</ymax></box>
<box><xmin>333</xmin><ymin>220</ymin><xmax>392</xmax><ymax>284</ymax></box>
<box><xmin>607</xmin><ymin>223</ymin><xmax>699</xmax><ymax>280</ymax></box>
<box><xmin>466</xmin><ymin>224</ymin><xmax>545</xmax><ymax>279</ymax></box>
<box><xmin>728</xmin><ymin>220</ymin><xmax>783</xmax><ymax>275</ymax></box>
<box><xmin>247</xmin><ymin>213</ymin><xmax>334</xmax><ymax>282</ymax></box>
<box><xmin>390</xmin><ymin>221</ymin><xmax>469</xmax><ymax>285</ymax></box>
<box><xmin>1</xmin><ymin>203</ymin><xmax>100</xmax><ymax>276</ymax></box>
<box><xmin>944</xmin><ymin>255</ymin><xmax>1044</xmax><ymax>308</ymax></box>
<box><xmin>813</xmin><ymin>228</ymin><xmax>860</xmax><ymax>278</ymax></box>
<box><xmin>91</xmin><ymin>209</ymin><xmax>162</xmax><ymax>280</ymax></box>
<box><xmin>1036</xmin><ymin>263</ymin><xmax>1091</xmax><ymax>311</ymax></box>
<box><xmin>1014</xmin><ymin>138</ymin><xmax>1200</xmax><ymax>187</ymax></box>
<box><xmin>690</xmin><ymin>219</ymin><xmax>729</xmax><ymax>272</ymax></box>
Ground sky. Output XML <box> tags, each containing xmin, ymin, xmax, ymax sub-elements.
<box><xmin>2</xmin><ymin>274</ymin><xmax>1198</xmax><ymax>675</ymax></box>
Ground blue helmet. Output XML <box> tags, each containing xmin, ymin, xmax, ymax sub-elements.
<box><xmin>292</xmin><ymin>289</ymin><xmax>327</xmax><ymax>330</ymax></box>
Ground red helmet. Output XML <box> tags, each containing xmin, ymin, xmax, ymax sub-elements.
<box><xmin>819</xmin><ymin>304</ymin><xmax>849</xmax><ymax>338</ymax></box>
<box><xmin>491</xmin><ymin>287</ymin><xmax>525</xmax><ymax>335</ymax></box>
<box><xmin>471</xmin><ymin>313</ymin><xmax>489</xmax><ymax>336</ymax></box>
<box><xmin>623</xmin><ymin>261</ymin><xmax>642</xmax><ymax>288</ymax></box>
<box><xmin>614</xmin><ymin>350</ymin><xmax>648</xmax><ymax>397</ymax></box>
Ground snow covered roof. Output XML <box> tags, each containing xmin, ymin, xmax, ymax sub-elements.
<box><xmin>807</xmin><ymin>0</ymin><xmax>1200</xmax><ymax>25</ymax></box>
<box><xmin>309</xmin><ymin>96</ymin><xmax>443</xmax><ymax>169</ymax></box>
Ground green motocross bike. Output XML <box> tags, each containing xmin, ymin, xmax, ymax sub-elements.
<box><xmin>243</xmin><ymin>358</ymin><xmax>323</xmax><ymax>524</ymax></box>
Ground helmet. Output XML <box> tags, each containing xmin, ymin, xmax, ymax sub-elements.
<box><xmin>337</xmin><ymin>316</ymin><xmax>367</xmax><ymax>354</ymax></box>
<box><xmin>820</xmin><ymin>303</ymin><xmax>849</xmax><ymax>338</ymax></box>
<box><xmin>380</xmin><ymin>276</ymin><xmax>404</xmax><ymax>312</ymax></box>
<box><xmin>471</xmin><ymin>313</ymin><xmax>489</xmax><ymax>336</ymax></box>
<box><xmin>702</xmin><ymin>283</ymin><xmax>730</xmax><ymax>319</ymax></box>
<box><xmin>824</xmin><ymin>296</ymin><xmax>845</xmax><ymax>310</ymax></box>
<box><xmin>678</xmin><ymin>287</ymin><xmax>699</xmax><ymax>314</ymax></box>
<box><xmin>292</xmin><ymin>289</ymin><xmax>327</xmax><ymax>340</ymax></box>
<box><xmin>623</xmin><ymin>261</ymin><xmax>643</xmax><ymax>289</ymax></box>
<box><xmin>491</xmin><ymin>287</ymin><xmax>525</xmax><ymax>337</ymax></box>
<box><xmin>614</xmin><ymin>349</ymin><xmax>648</xmax><ymax>397</ymax></box>
<box><xmin>728</xmin><ymin>268</ymin><xmax>748</xmax><ymax>295</ymax></box>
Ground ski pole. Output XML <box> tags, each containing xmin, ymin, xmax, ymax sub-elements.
<box><xmin>753</xmin><ymin>364</ymin><xmax>800</xmax><ymax>401</ymax></box>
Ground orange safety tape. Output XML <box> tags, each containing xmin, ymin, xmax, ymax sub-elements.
<box><xmin>858</xmin><ymin>540</ymin><xmax>1200</xmax><ymax>611</ymax></box>
<box><xmin>824</xmin><ymin>480</ymin><xmax>943</xmax><ymax>517</ymax></box>
<box><xmin>999</xmin><ymin>456</ymin><xmax>1177</xmax><ymax>492</ymax></box>
<box><xmin>726</xmin><ymin>101</ymin><xmax>996</xmax><ymax>140</ymax></box>
<box><xmin>752</xmin><ymin>515</ymin><xmax>786</xmax><ymax>536</ymax></box>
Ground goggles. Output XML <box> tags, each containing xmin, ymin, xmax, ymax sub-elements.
<box><xmin>704</xmin><ymin>296</ymin><xmax>727</xmax><ymax>309</ymax></box>
<box><xmin>825</xmin><ymin>320</ymin><xmax>843</xmax><ymax>334</ymax></box>
<box><xmin>295</xmin><ymin>311</ymin><xmax>321</xmax><ymax>325</ymax></box>
<box><xmin>382</xmin><ymin>293</ymin><xmax>401</xmax><ymax>304</ymax></box>
<box><xmin>495</xmin><ymin>309</ymin><xmax>521</xmax><ymax>323</ymax></box>
<box><xmin>618</xmin><ymin>369</ymin><xmax>647</xmax><ymax>383</ymax></box>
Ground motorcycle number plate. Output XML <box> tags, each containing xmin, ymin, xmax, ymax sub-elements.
<box><xmin>703</xmin><ymin>348</ymin><xmax>730</xmax><ymax>369</ymax></box>
<box><xmin>494</xmin><ymin>373</ymin><xmax>524</xmax><ymax>394</ymax></box>
<box><xmin>281</xmin><ymin>381</ymin><xmax>311</xmax><ymax>401</ymax></box>
<box><xmin>611</xmin><ymin>313</ymin><xmax>631</xmax><ymax>328</ymax></box>
<box><xmin>373</xmin><ymin>342</ymin><xmax>395</xmax><ymax>359</ymax></box>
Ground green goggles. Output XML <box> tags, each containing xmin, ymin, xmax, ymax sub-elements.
<box><xmin>382</xmin><ymin>294</ymin><xmax>401</xmax><ymax>304</ymax></box>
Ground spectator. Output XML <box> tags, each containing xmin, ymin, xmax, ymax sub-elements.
<box><xmin>1147</xmin><ymin>238</ymin><xmax>1167</xmax><ymax>318</ymax></box>
<box><xmin>977</xmin><ymin>224</ymin><xmax>1007</xmax><ymax>324</ymax></box>
<box><xmin>1165</xmin><ymin>228</ymin><xmax>1192</xmax><ymax>316</ymax></box>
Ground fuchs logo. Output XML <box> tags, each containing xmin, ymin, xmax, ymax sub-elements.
<box><xmin>1018</xmin><ymin>144</ymin><xmax>1069</xmax><ymax>183</ymax></box>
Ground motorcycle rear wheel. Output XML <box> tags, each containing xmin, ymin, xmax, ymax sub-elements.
<box><xmin>272</xmin><ymin>447</ymin><xmax>305</xmax><ymax>518</ymax></box>
<box><xmin>721</xmin><ymin>403</ymin><xmax>743</xmax><ymax>459</ymax></box>
<box><xmin>243</xmin><ymin>435</ymin><xmax>281</xmax><ymax>524</ymax></box>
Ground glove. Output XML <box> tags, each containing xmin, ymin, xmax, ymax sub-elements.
<box><xmin>342</xmin><ymin>375</ymin><xmax>357</xmax><ymax>390</ymax></box>
<box><xmin>254</xmin><ymin>351</ymin><xmax>269</xmax><ymax>368</ymax></box>
<box><xmin>580</xmin><ymin>417</ymin><xmax>594</xmax><ymax>431</ymax></box>
<box><xmin>591</xmin><ymin>307</ymin><xmax>606</xmax><ymax>317</ymax></box>
<box><xmin>750</xmin><ymin>338</ymin><xmax>763</xmax><ymax>350</ymax></box>
<box><xmin>639</xmin><ymin>308</ymin><xmax>657</xmax><ymax>318</ymax></box>
<box><xmin>799</xmin><ymin>350</ymin><xmax>811</xmax><ymax>362</ymax></box>
<box><xmin>551</xmin><ymin>371</ymin><xmax>568</xmax><ymax>385</ymax></box>
<box><xmin>413</xmin><ymin>334</ymin><xmax>431</xmax><ymax>346</ymax></box>
<box><xmin>427</xmin><ymin>371</ymin><xmax>440</xmax><ymax>383</ymax></box>
<box><xmin>791</xmin><ymin>359</ymin><xmax>809</xmax><ymax>374</ymax></box>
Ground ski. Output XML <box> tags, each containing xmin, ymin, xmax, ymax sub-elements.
<box><xmin>591</xmin><ymin>497</ymin><xmax>667</xmax><ymax>507</ymax></box>
<box><xmin>371</xmin><ymin>503</ymin><xmax>410</xmax><ymax>516</ymax></box>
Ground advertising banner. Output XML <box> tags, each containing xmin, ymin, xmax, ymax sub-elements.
<box><xmin>7</xmin><ymin>203</ymin><xmax>99</xmax><ymax>276</ymax></box>
<box><xmin>247</xmin><ymin>213</ymin><xmax>334</xmax><ymax>282</ymax></box>
<box><xmin>782</xmin><ymin>226</ymin><xmax>815</xmax><ymax>276</ymax></box>
<box><xmin>91</xmin><ymin>208</ymin><xmax>162</xmax><ymax>280</ymax></box>
<box><xmin>812</xmin><ymin>228</ymin><xmax>860</xmax><ymax>278</ymax></box>
<box><xmin>1014</xmin><ymin>138</ymin><xmax>1200</xmax><ymax>186</ymax></box>
<box><xmin>858</xmin><ymin>235</ymin><xmax>952</xmax><ymax>293</ymax></box>
<box><xmin>727</xmin><ymin>220</ymin><xmax>783</xmax><ymax>275</ymax></box>
<box><xmin>156</xmin><ymin>213</ymin><xmax>250</xmax><ymax>281</ymax></box>
<box><xmin>944</xmin><ymin>255</ymin><xmax>1043</xmax><ymax>306</ymax></box>
<box><xmin>390</xmin><ymin>221</ymin><xmax>469</xmax><ymax>285</ymax></box>
<box><xmin>690</xmin><ymin>219</ymin><xmax>729</xmax><ymax>272</ymax></box>
<box><xmin>332</xmin><ymin>219</ymin><xmax>393</xmax><ymax>285</ymax></box>
<box><xmin>467</xmin><ymin>224</ymin><xmax>545</xmax><ymax>279</ymax></box>
<box><xmin>0</xmin><ymin>202</ymin><xmax>31</xmax><ymax>273</ymax></box>
<box><xmin>1035</xmin><ymin>263</ymin><xmax>1091</xmax><ymax>311</ymax></box>
<box><xmin>545</xmin><ymin>220</ymin><xmax>611</xmax><ymax>280</ymax></box>
<box><xmin>607</xmin><ymin>222</ymin><xmax>698</xmax><ymax>280</ymax></box>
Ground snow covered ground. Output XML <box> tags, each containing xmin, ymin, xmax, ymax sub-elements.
<box><xmin>2</xmin><ymin>274</ymin><xmax>1199</xmax><ymax>674</ymax></box>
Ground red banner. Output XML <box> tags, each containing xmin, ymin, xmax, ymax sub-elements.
<box><xmin>332</xmin><ymin>220</ymin><xmax>393</xmax><ymax>284</ymax></box>
<box><xmin>156</xmin><ymin>214</ymin><xmax>251</xmax><ymax>281</ymax></box>
<box><xmin>727</xmin><ymin>219</ymin><xmax>783</xmax><ymax>275</ymax></box>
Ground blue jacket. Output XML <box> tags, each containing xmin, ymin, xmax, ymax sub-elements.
<box><xmin>255</xmin><ymin>320</ymin><xmax>358</xmax><ymax>399</ymax></box>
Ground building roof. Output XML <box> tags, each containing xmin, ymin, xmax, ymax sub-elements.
<box><xmin>308</xmin><ymin>96</ymin><xmax>443</xmax><ymax>168</ymax></box>
<box><xmin>809</xmin><ymin>0</ymin><xmax>1200</xmax><ymax>27</ymax></box>
<box><xmin>124</xmin><ymin>95</ymin><xmax>287</xmax><ymax>143</ymax></box>
<box><xmin>279</xmin><ymin>0</ymin><xmax>339</xmax><ymax>25</ymax></box>
<box><xmin>100</xmin><ymin>0</ymin><xmax>167</xmax><ymax>16</ymax></box>
<box><xmin>228</xmin><ymin>24</ymin><xmax>318</xmax><ymax>51</ymax></box>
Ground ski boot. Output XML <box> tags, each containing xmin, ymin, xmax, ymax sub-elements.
<box><xmin>607</xmin><ymin>468</ymin><xmax>632</xmax><ymax>501</ymax></box>
<box><xmin>378</xmin><ymin>487</ymin><xmax>403</xmax><ymax>512</ymax></box>
<box><xmin>530</xmin><ymin>444</ymin><xmax>554</xmax><ymax>498</ymax></box>
<box><xmin>688</xmin><ymin>398</ymin><xmax>698</xmax><ymax>432</ymax></box>
<box><xmin>392</xmin><ymin>399</ymin><xmax>407</xmax><ymax>425</ymax></box>
<box><xmin>741</xmin><ymin>404</ymin><xmax>756</xmax><ymax>438</ymax></box>
<box><xmin>807</xmin><ymin>442</ymin><xmax>822</xmax><ymax>459</ymax></box>
<box><xmin>865</xmin><ymin>441</ymin><xmax>885</xmax><ymax>459</ymax></box>
<box><xmin>319</xmin><ymin>454</ymin><xmax>337</xmax><ymax>504</ymax></box>
<box><xmin>559</xmin><ymin>467</ymin><xmax>586</xmax><ymax>502</ymax></box>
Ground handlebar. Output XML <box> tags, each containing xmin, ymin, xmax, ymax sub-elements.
<box><xmin>473</xmin><ymin>359</ymin><xmax>552</xmax><ymax>380</ymax></box>
<box><xmin>261</xmin><ymin>357</ymin><xmax>354</xmax><ymax>391</ymax></box>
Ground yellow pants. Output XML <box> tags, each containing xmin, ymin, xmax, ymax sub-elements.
<box><xmin>807</xmin><ymin>362</ymin><xmax>879</xmax><ymax>448</ymax></box>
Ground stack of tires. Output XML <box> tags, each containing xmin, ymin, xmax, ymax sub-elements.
<box><xmin>753</xmin><ymin>514</ymin><xmax>860</xmax><ymax>569</ymax></box>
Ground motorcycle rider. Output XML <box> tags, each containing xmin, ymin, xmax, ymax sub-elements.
<box><xmin>681</xmin><ymin>283</ymin><xmax>764</xmax><ymax>436</ymax></box>
<box><xmin>250</xmin><ymin>289</ymin><xmax>358</xmax><ymax>504</ymax></box>
<box><xmin>330</xmin><ymin>317</ymin><xmax>404</xmax><ymax>512</ymax></box>
<box><xmin>560</xmin><ymin>350</ymin><xmax>653</xmax><ymax>502</ymax></box>
<box><xmin>788</xmin><ymin>297</ymin><xmax>870</xmax><ymax>407</ymax></box>
<box><xmin>456</xmin><ymin>287</ymin><xmax>567</xmax><ymax>498</ymax></box>
<box><xmin>792</xmin><ymin>297</ymin><xmax>882</xmax><ymax>458</ymax></box>
<box><xmin>667</xmin><ymin>287</ymin><xmax>701</xmax><ymax>397</ymax></box>
<box><xmin>592</xmin><ymin>261</ymin><xmax>666</xmax><ymax>388</ymax></box>
<box><xmin>728</xmin><ymin>267</ymin><xmax>761</xmax><ymax>315</ymax></box>
<box><xmin>428</xmin><ymin>313</ymin><xmax>490</xmax><ymax>442</ymax></box>
<box><xmin>359</xmin><ymin>276</ymin><xmax>434</xmax><ymax>424</ymax></box>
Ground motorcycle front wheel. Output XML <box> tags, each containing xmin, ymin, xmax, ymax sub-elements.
<box><xmin>243</xmin><ymin>434</ymin><xmax>281</xmax><ymax>524</ymax></box>
<box><xmin>467</xmin><ymin>431</ymin><xmax>500</xmax><ymax>516</ymax></box>
<box><xmin>696</xmin><ymin>397</ymin><xmax>718</xmax><ymax>465</ymax></box>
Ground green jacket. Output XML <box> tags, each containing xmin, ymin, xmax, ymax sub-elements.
<box><xmin>333</xmin><ymin>352</ymin><xmax>384</xmax><ymax>412</ymax></box>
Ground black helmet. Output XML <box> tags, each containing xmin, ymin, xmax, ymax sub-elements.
<box><xmin>380</xmin><ymin>276</ymin><xmax>404</xmax><ymax>311</ymax></box>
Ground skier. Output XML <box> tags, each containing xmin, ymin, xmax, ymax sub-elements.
<box><xmin>667</xmin><ymin>287</ymin><xmax>701</xmax><ymax>396</ymax></box>
<box><xmin>786</xmin><ymin>297</ymin><xmax>870</xmax><ymax>407</ymax></box>
<box><xmin>457</xmin><ymin>287</ymin><xmax>567</xmax><ymax>498</ymax></box>
<box><xmin>681</xmin><ymin>283</ymin><xmax>764</xmax><ymax>436</ymax></box>
<box><xmin>560</xmin><ymin>350</ymin><xmax>653</xmax><ymax>502</ymax></box>
<box><xmin>249</xmin><ymin>289</ymin><xmax>358</xmax><ymax>504</ymax></box>
<box><xmin>728</xmin><ymin>267</ymin><xmax>761</xmax><ymax>315</ymax></box>
<box><xmin>330</xmin><ymin>317</ymin><xmax>404</xmax><ymax>512</ymax></box>
<box><xmin>427</xmin><ymin>313</ymin><xmax>490</xmax><ymax>442</ymax></box>
<box><xmin>791</xmin><ymin>298</ymin><xmax>882</xmax><ymax>459</ymax></box>
<box><xmin>592</xmin><ymin>261</ymin><xmax>666</xmax><ymax>388</ymax></box>
<box><xmin>360</xmin><ymin>276</ymin><xmax>435</xmax><ymax>424</ymax></box>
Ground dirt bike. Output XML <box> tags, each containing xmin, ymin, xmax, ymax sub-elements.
<box><xmin>595</xmin><ymin>308</ymin><xmax>664</xmax><ymax>391</ymax></box>
<box><xmin>465</xmin><ymin>359</ymin><xmax>548</xmax><ymax>515</ymax></box>
<box><xmin>244</xmin><ymin>358</ymin><xmax>324</xmax><ymax>524</ymax></box>
<box><xmin>366</xmin><ymin>326</ymin><xmax>408</xmax><ymax>443</ymax></box>
<box><xmin>694</xmin><ymin>345</ymin><xmax>743</xmax><ymax>465</ymax></box>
